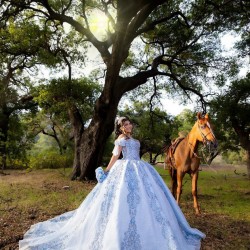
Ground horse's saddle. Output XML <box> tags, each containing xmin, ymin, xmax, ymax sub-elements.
<box><xmin>171</xmin><ymin>137</ymin><xmax>184</xmax><ymax>154</ymax></box>
<box><xmin>166</xmin><ymin>137</ymin><xmax>184</xmax><ymax>167</ymax></box>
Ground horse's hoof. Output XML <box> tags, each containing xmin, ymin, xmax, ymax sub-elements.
<box><xmin>195</xmin><ymin>208</ymin><xmax>201</xmax><ymax>215</ymax></box>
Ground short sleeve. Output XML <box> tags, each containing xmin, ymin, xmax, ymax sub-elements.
<box><xmin>112</xmin><ymin>138</ymin><xmax>126</xmax><ymax>156</ymax></box>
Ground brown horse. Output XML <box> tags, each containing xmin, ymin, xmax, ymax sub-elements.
<box><xmin>165</xmin><ymin>112</ymin><xmax>217</xmax><ymax>214</ymax></box>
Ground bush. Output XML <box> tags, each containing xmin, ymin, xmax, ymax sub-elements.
<box><xmin>29</xmin><ymin>150</ymin><xmax>73</xmax><ymax>169</ymax></box>
<box><xmin>222</xmin><ymin>149</ymin><xmax>247</xmax><ymax>165</ymax></box>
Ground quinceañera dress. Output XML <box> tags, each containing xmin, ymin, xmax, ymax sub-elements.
<box><xmin>19</xmin><ymin>137</ymin><xmax>205</xmax><ymax>250</ymax></box>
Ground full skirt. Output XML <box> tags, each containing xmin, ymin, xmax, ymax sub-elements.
<box><xmin>19</xmin><ymin>159</ymin><xmax>205</xmax><ymax>250</ymax></box>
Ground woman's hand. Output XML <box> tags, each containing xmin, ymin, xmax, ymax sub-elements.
<box><xmin>95</xmin><ymin>167</ymin><xmax>108</xmax><ymax>183</ymax></box>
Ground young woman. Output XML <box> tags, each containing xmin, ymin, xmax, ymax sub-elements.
<box><xmin>19</xmin><ymin>116</ymin><xmax>205</xmax><ymax>250</ymax></box>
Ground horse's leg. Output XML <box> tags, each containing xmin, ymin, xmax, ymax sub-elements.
<box><xmin>191</xmin><ymin>171</ymin><xmax>201</xmax><ymax>214</ymax></box>
<box><xmin>172</xmin><ymin>169</ymin><xmax>178</xmax><ymax>199</ymax></box>
<box><xmin>169</xmin><ymin>167</ymin><xmax>177</xmax><ymax>198</ymax></box>
<box><xmin>176</xmin><ymin>170</ymin><xmax>184</xmax><ymax>205</ymax></box>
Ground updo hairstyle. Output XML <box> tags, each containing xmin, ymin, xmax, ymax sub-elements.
<box><xmin>114</xmin><ymin>116</ymin><xmax>131</xmax><ymax>139</ymax></box>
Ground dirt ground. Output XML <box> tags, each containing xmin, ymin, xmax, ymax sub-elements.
<box><xmin>0</xmin><ymin>168</ymin><xmax>249</xmax><ymax>250</ymax></box>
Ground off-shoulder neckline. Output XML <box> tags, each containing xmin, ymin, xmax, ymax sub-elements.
<box><xmin>116</xmin><ymin>137</ymin><xmax>138</xmax><ymax>142</ymax></box>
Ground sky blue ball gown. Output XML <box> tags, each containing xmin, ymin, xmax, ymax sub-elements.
<box><xmin>19</xmin><ymin>137</ymin><xmax>205</xmax><ymax>250</ymax></box>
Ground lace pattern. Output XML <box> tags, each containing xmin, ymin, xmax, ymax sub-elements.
<box><xmin>140</xmin><ymin>166</ymin><xmax>177</xmax><ymax>249</ymax></box>
<box><xmin>90</xmin><ymin>164</ymin><xmax>123</xmax><ymax>250</ymax></box>
<box><xmin>146</xmin><ymin>165</ymin><xmax>204</xmax><ymax>247</ymax></box>
<box><xmin>121</xmin><ymin>164</ymin><xmax>142</xmax><ymax>250</ymax></box>
<box><xmin>112</xmin><ymin>138</ymin><xmax>140</xmax><ymax>160</ymax></box>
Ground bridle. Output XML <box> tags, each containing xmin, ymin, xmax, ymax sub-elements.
<box><xmin>197</xmin><ymin>121</ymin><xmax>218</xmax><ymax>164</ymax></box>
<box><xmin>188</xmin><ymin>121</ymin><xmax>217</xmax><ymax>160</ymax></box>
<box><xmin>197</xmin><ymin>121</ymin><xmax>216</xmax><ymax>146</ymax></box>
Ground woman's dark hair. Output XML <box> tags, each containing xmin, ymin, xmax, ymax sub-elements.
<box><xmin>114</xmin><ymin>116</ymin><xmax>131</xmax><ymax>139</ymax></box>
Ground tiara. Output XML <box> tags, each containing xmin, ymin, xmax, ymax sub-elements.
<box><xmin>116</xmin><ymin>116</ymin><xmax>127</xmax><ymax>126</ymax></box>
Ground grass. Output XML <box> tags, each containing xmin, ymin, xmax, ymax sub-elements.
<box><xmin>0</xmin><ymin>169</ymin><xmax>91</xmax><ymax>217</ymax></box>
<box><xmin>0</xmin><ymin>166</ymin><xmax>249</xmax><ymax>249</ymax></box>
<box><xmin>155</xmin><ymin>165</ymin><xmax>250</xmax><ymax>222</ymax></box>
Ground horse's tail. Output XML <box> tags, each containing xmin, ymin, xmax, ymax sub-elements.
<box><xmin>165</xmin><ymin>146</ymin><xmax>177</xmax><ymax>198</ymax></box>
<box><xmin>164</xmin><ymin>145</ymin><xmax>171</xmax><ymax>170</ymax></box>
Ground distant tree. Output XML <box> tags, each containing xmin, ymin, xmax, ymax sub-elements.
<box><xmin>31</xmin><ymin>78</ymin><xmax>101</xmax><ymax>155</ymax></box>
<box><xmin>0</xmin><ymin>8</ymin><xmax>84</xmax><ymax>169</ymax></box>
<box><xmin>210</xmin><ymin>73</ymin><xmax>250</xmax><ymax>178</ymax></box>
<box><xmin>171</xmin><ymin>109</ymin><xmax>196</xmax><ymax>139</ymax></box>
<box><xmin>0</xmin><ymin>20</ymin><xmax>42</xmax><ymax>170</ymax></box>
<box><xmin>4</xmin><ymin>112</ymin><xmax>35</xmax><ymax>168</ymax></box>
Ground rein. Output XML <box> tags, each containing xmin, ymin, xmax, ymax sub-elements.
<box><xmin>198</xmin><ymin>121</ymin><xmax>216</xmax><ymax>146</ymax></box>
<box><xmin>187</xmin><ymin>122</ymin><xmax>216</xmax><ymax>162</ymax></box>
<box><xmin>168</xmin><ymin>120</ymin><xmax>217</xmax><ymax>168</ymax></box>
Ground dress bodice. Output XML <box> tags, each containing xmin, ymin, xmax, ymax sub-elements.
<box><xmin>112</xmin><ymin>137</ymin><xmax>140</xmax><ymax>160</ymax></box>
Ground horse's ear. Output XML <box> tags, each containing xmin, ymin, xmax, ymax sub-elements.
<box><xmin>197</xmin><ymin>112</ymin><xmax>202</xmax><ymax>120</ymax></box>
<box><xmin>204</xmin><ymin>113</ymin><xmax>209</xmax><ymax>120</ymax></box>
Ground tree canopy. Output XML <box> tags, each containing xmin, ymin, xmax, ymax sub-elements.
<box><xmin>0</xmin><ymin>0</ymin><xmax>249</xmax><ymax>179</ymax></box>
<box><xmin>210</xmin><ymin>73</ymin><xmax>250</xmax><ymax>177</ymax></box>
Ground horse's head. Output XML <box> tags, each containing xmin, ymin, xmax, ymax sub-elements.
<box><xmin>196</xmin><ymin>112</ymin><xmax>218</xmax><ymax>148</ymax></box>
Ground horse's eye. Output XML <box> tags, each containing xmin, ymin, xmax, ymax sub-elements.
<box><xmin>200</xmin><ymin>124</ymin><xmax>206</xmax><ymax>129</ymax></box>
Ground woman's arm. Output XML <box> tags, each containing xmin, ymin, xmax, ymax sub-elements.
<box><xmin>105</xmin><ymin>145</ymin><xmax>122</xmax><ymax>172</ymax></box>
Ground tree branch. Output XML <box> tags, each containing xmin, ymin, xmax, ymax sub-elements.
<box><xmin>137</xmin><ymin>11</ymin><xmax>190</xmax><ymax>36</ymax></box>
<box><xmin>39</xmin><ymin>0</ymin><xmax>111</xmax><ymax>63</ymax></box>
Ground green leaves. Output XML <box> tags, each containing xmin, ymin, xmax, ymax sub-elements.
<box><xmin>209</xmin><ymin>73</ymin><xmax>250</xmax><ymax>153</ymax></box>
<box><xmin>34</xmin><ymin>77</ymin><xmax>101</xmax><ymax>123</ymax></box>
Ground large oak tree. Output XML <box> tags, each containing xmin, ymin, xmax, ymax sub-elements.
<box><xmin>1</xmin><ymin>0</ymin><xmax>248</xmax><ymax>179</ymax></box>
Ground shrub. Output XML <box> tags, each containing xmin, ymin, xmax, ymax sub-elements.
<box><xmin>29</xmin><ymin>150</ymin><xmax>73</xmax><ymax>169</ymax></box>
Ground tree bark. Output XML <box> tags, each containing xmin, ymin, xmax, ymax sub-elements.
<box><xmin>68</xmin><ymin>105</ymin><xmax>85</xmax><ymax>180</ymax></box>
<box><xmin>71</xmin><ymin>99</ymin><xmax>119</xmax><ymax>180</ymax></box>
<box><xmin>0</xmin><ymin>110</ymin><xmax>10</xmax><ymax>170</ymax></box>
<box><xmin>231</xmin><ymin>117</ymin><xmax>250</xmax><ymax>179</ymax></box>
<box><xmin>246</xmin><ymin>148</ymin><xmax>250</xmax><ymax>179</ymax></box>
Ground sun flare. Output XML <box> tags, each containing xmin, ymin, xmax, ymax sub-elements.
<box><xmin>89</xmin><ymin>10</ymin><xmax>110</xmax><ymax>40</ymax></box>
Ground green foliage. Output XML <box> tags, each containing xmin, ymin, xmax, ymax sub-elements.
<box><xmin>28</xmin><ymin>134</ymin><xmax>73</xmax><ymax>169</ymax></box>
<box><xmin>29</xmin><ymin>151</ymin><xmax>73</xmax><ymax>169</ymax></box>
<box><xmin>209</xmin><ymin>73</ymin><xmax>250</xmax><ymax>152</ymax></box>
<box><xmin>4</xmin><ymin>113</ymin><xmax>35</xmax><ymax>168</ymax></box>
<box><xmin>171</xmin><ymin>109</ymin><xmax>196</xmax><ymax>139</ymax></box>
<box><xmin>222</xmin><ymin>149</ymin><xmax>247</xmax><ymax>165</ymax></box>
<box><xmin>34</xmin><ymin>77</ymin><xmax>101</xmax><ymax>124</ymax></box>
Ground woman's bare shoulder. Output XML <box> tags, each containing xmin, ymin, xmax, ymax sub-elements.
<box><xmin>117</xmin><ymin>134</ymin><xmax>126</xmax><ymax>140</ymax></box>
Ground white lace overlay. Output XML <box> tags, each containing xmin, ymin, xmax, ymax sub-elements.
<box><xmin>19</xmin><ymin>137</ymin><xmax>205</xmax><ymax>250</ymax></box>
<box><xmin>112</xmin><ymin>138</ymin><xmax>140</xmax><ymax>160</ymax></box>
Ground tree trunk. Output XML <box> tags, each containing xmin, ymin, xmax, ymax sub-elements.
<box><xmin>68</xmin><ymin>83</ymin><xmax>120</xmax><ymax>180</ymax></box>
<box><xmin>152</xmin><ymin>153</ymin><xmax>160</xmax><ymax>164</ymax></box>
<box><xmin>149</xmin><ymin>152</ymin><xmax>153</xmax><ymax>163</ymax></box>
<box><xmin>70</xmin><ymin>25</ymin><xmax>154</xmax><ymax>180</ymax></box>
<box><xmin>247</xmin><ymin>148</ymin><xmax>250</xmax><ymax>179</ymax></box>
<box><xmin>68</xmin><ymin>105</ymin><xmax>84</xmax><ymax>180</ymax></box>
<box><xmin>71</xmin><ymin>100</ymin><xmax>118</xmax><ymax>180</ymax></box>
<box><xmin>0</xmin><ymin>111</ymin><xmax>9</xmax><ymax>170</ymax></box>
<box><xmin>231</xmin><ymin>118</ymin><xmax>250</xmax><ymax>179</ymax></box>
<box><xmin>70</xmin><ymin>35</ymin><xmax>128</xmax><ymax>180</ymax></box>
